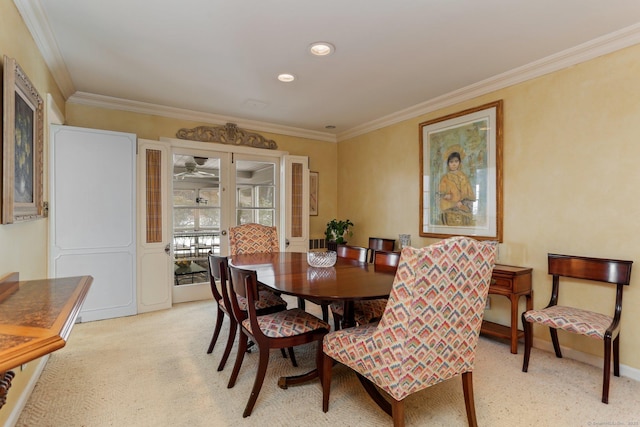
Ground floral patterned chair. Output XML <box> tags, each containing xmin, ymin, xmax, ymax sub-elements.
<box><xmin>228</xmin><ymin>223</ymin><xmax>280</xmax><ymax>255</ymax></box>
<box><xmin>322</xmin><ymin>236</ymin><xmax>497</xmax><ymax>427</ymax></box>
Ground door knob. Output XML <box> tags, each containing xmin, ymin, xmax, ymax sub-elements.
<box><xmin>164</xmin><ymin>244</ymin><xmax>171</xmax><ymax>254</ymax></box>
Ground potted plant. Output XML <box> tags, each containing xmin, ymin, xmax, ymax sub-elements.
<box><xmin>325</xmin><ymin>219</ymin><xmax>354</xmax><ymax>250</ymax></box>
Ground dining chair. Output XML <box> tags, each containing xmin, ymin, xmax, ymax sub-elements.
<box><xmin>227</xmin><ymin>265</ymin><xmax>330</xmax><ymax>418</ymax></box>
<box><xmin>229</xmin><ymin>223</ymin><xmax>314</xmax><ymax>316</ymax></box>
<box><xmin>322</xmin><ymin>236</ymin><xmax>497</xmax><ymax>427</ymax></box>
<box><xmin>331</xmin><ymin>244</ymin><xmax>387</xmax><ymax>329</ymax></box>
<box><xmin>373</xmin><ymin>249</ymin><xmax>401</xmax><ymax>273</ymax></box>
<box><xmin>367</xmin><ymin>237</ymin><xmax>395</xmax><ymax>263</ymax></box>
<box><xmin>522</xmin><ymin>253</ymin><xmax>633</xmax><ymax>404</ymax></box>
<box><xmin>228</xmin><ymin>223</ymin><xmax>280</xmax><ymax>256</ymax></box>
<box><xmin>208</xmin><ymin>254</ymin><xmax>290</xmax><ymax>371</ymax></box>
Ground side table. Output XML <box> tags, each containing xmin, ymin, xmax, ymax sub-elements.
<box><xmin>481</xmin><ymin>264</ymin><xmax>533</xmax><ymax>354</ymax></box>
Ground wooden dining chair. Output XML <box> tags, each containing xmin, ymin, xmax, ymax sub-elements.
<box><xmin>322</xmin><ymin>236</ymin><xmax>497</xmax><ymax>427</ymax></box>
<box><xmin>227</xmin><ymin>265</ymin><xmax>330</xmax><ymax>417</ymax></box>
<box><xmin>373</xmin><ymin>249</ymin><xmax>401</xmax><ymax>273</ymax></box>
<box><xmin>209</xmin><ymin>254</ymin><xmax>289</xmax><ymax>371</ymax></box>
<box><xmin>368</xmin><ymin>237</ymin><xmax>395</xmax><ymax>263</ymax></box>
<box><xmin>206</xmin><ymin>253</ymin><xmax>236</xmax><ymax>371</ymax></box>
<box><xmin>522</xmin><ymin>253</ymin><xmax>633</xmax><ymax>404</ymax></box>
<box><xmin>331</xmin><ymin>244</ymin><xmax>387</xmax><ymax>330</ymax></box>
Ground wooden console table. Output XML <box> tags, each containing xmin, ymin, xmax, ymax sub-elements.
<box><xmin>481</xmin><ymin>265</ymin><xmax>533</xmax><ymax>354</ymax></box>
<box><xmin>0</xmin><ymin>272</ymin><xmax>92</xmax><ymax>409</ymax></box>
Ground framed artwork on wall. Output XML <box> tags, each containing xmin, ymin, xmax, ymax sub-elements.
<box><xmin>419</xmin><ymin>100</ymin><xmax>503</xmax><ymax>241</ymax></box>
<box><xmin>309</xmin><ymin>171</ymin><xmax>318</xmax><ymax>216</ymax></box>
<box><xmin>2</xmin><ymin>55</ymin><xmax>44</xmax><ymax>223</ymax></box>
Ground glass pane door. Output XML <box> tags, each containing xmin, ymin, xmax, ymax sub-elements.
<box><xmin>235</xmin><ymin>158</ymin><xmax>278</xmax><ymax>228</ymax></box>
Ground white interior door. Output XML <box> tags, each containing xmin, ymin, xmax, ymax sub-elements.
<box><xmin>50</xmin><ymin>125</ymin><xmax>137</xmax><ymax>322</ymax></box>
<box><xmin>137</xmin><ymin>139</ymin><xmax>172</xmax><ymax>313</ymax></box>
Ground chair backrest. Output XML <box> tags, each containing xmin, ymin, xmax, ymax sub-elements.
<box><xmin>228</xmin><ymin>265</ymin><xmax>265</xmax><ymax>337</ymax></box>
<box><xmin>368</xmin><ymin>237</ymin><xmax>395</xmax><ymax>263</ymax></box>
<box><xmin>229</xmin><ymin>223</ymin><xmax>279</xmax><ymax>256</ymax></box>
<box><xmin>207</xmin><ymin>252</ymin><xmax>225</xmax><ymax>302</ymax></box>
<box><xmin>209</xmin><ymin>253</ymin><xmax>232</xmax><ymax>311</ymax></box>
<box><xmin>546</xmin><ymin>253</ymin><xmax>632</xmax><ymax>311</ymax></box>
<box><xmin>371</xmin><ymin>236</ymin><xmax>497</xmax><ymax>401</ymax></box>
<box><xmin>373</xmin><ymin>250</ymin><xmax>401</xmax><ymax>273</ymax></box>
<box><xmin>336</xmin><ymin>244</ymin><xmax>368</xmax><ymax>263</ymax></box>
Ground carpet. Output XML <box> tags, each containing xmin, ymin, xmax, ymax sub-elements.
<box><xmin>15</xmin><ymin>299</ymin><xmax>640</xmax><ymax>426</ymax></box>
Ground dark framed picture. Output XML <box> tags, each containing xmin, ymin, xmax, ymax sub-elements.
<box><xmin>419</xmin><ymin>100</ymin><xmax>503</xmax><ymax>241</ymax></box>
<box><xmin>2</xmin><ymin>55</ymin><xmax>44</xmax><ymax>223</ymax></box>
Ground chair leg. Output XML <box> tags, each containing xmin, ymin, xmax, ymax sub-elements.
<box><xmin>321</xmin><ymin>302</ymin><xmax>329</xmax><ymax>322</ymax></box>
<box><xmin>297</xmin><ymin>297</ymin><xmax>306</xmax><ymax>310</ymax></box>
<box><xmin>243</xmin><ymin>347</ymin><xmax>270</xmax><ymax>417</ymax></box>
<box><xmin>228</xmin><ymin>332</ymin><xmax>248</xmax><ymax>388</ymax></box>
<box><xmin>332</xmin><ymin>312</ymin><xmax>342</xmax><ymax>331</ymax></box>
<box><xmin>391</xmin><ymin>398</ymin><xmax>405</xmax><ymax>427</ymax></box>
<box><xmin>217</xmin><ymin>318</ymin><xmax>237</xmax><ymax>371</ymax></box>
<box><xmin>462</xmin><ymin>372</ymin><xmax>478</xmax><ymax>427</ymax></box>
<box><xmin>322</xmin><ymin>353</ymin><xmax>334</xmax><ymax>412</ymax></box>
<box><xmin>522</xmin><ymin>314</ymin><xmax>532</xmax><ymax>372</ymax></box>
<box><xmin>287</xmin><ymin>347</ymin><xmax>298</xmax><ymax>367</ymax></box>
<box><xmin>550</xmin><ymin>328</ymin><xmax>563</xmax><ymax>358</ymax></box>
<box><xmin>613</xmin><ymin>334</ymin><xmax>620</xmax><ymax>377</ymax></box>
<box><xmin>207</xmin><ymin>308</ymin><xmax>225</xmax><ymax>354</ymax></box>
<box><xmin>602</xmin><ymin>336</ymin><xmax>612</xmax><ymax>404</ymax></box>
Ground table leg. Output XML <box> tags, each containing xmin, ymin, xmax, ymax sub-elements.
<box><xmin>510</xmin><ymin>294</ymin><xmax>519</xmax><ymax>354</ymax></box>
<box><xmin>341</xmin><ymin>301</ymin><xmax>356</xmax><ymax>329</ymax></box>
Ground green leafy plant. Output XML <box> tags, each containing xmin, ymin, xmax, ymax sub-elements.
<box><xmin>325</xmin><ymin>219</ymin><xmax>354</xmax><ymax>244</ymax></box>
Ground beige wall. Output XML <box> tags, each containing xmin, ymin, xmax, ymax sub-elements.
<box><xmin>338</xmin><ymin>44</ymin><xmax>640</xmax><ymax>367</ymax></box>
<box><xmin>0</xmin><ymin>2</ymin><xmax>66</xmax><ymax>425</ymax></box>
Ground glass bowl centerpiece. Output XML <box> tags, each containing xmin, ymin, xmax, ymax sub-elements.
<box><xmin>307</xmin><ymin>250</ymin><xmax>337</xmax><ymax>268</ymax></box>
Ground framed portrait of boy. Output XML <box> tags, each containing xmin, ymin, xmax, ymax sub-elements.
<box><xmin>419</xmin><ymin>100</ymin><xmax>503</xmax><ymax>241</ymax></box>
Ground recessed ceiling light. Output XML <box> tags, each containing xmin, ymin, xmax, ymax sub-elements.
<box><xmin>277</xmin><ymin>73</ymin><xmax>296</xmax><ymax>82</ymax></box>
<box><xmin>309</xmin><ymin>42</ymin><xmax>335</xmax><ymax>56</ymax></box>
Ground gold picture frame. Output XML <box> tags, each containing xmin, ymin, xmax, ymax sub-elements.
<box><xmin>419</xmin><ymin>100</ymin><xmax>503</xmax><ymax>241</ymax></box>
<box><xmin>2</xmin><ymin>55</ymin><xmax>44</xmax><ymax>223</ymax></box>
<box><xmin>309</xmin><ymin>171</ymin><xmax>319</xmax><ymax>216</ymax></box>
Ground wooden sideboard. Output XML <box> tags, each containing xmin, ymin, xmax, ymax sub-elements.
<box><xmin>481</xmin><ymin>264</ymin><xmax>533</xmax><ymax>354</ymax></box>
<box><xmin>0</xmin><ymin>272</ymin><xmax>92</xmax><ymax>409</ymax></box>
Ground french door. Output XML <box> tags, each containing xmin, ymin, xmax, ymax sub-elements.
<box><xmin>138</xmin><ymin>138</ymin><xmax>308</xmax><ymax>306</ymax></box>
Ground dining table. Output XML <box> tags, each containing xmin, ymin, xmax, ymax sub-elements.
<box><xmin>228</xmin><ymin>251</ymin><xmax>396</xmax><ymax>388</ymax></box>
<box><xmin>229</xmin><ymin>251</ymin><xmax>395</xmax><ymax>328</ymax></box>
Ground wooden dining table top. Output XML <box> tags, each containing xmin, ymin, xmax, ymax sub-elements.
<box><xmin>228</xmin><ymin>251</ymin><xmax>395</xmax><ymax>302</ymax></box>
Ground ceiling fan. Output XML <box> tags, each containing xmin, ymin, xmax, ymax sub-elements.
<box><xmin>173</xmin><ymin>157</ymin><xmax>217</xmax><ymax>180</ymax></box>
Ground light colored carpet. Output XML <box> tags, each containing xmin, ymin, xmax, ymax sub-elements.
<box><xmin>15</xmin><ymin>298</ymin><xmax>640</xmax><ymax>427</ymax></box>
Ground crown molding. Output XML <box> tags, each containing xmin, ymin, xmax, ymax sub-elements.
<box><xmin>13</xmin><ymin>0</ymin><xmax>75</xmax><ymax>98</ymax></box>
<box><xmin>337</xmin><ymin>23</ymin><xmax>640</xmax><ymax>141</ymax></box>
<box><xmin>67</xmin><ymin>92</ymin><xmax>338</xmax><ymax>143</ymax></box>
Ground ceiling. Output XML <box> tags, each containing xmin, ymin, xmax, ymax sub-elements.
<box><xmin>15</xmin><ymin>0</ymin><xmax>640</xmax><ymax>141</ymax></box>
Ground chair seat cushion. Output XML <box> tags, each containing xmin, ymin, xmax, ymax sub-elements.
<box><xmin>330</xmin><ymin>299</ymin><xmax>388</xmax><ymax>325</ymax></box>
<box><xmin>237</xmin><ymin>290</ymin><xmax>287</xmax><ymax>311</ymax></box>
<box><xmin>523</xmin><ymin>305</ymin><xmax>613</xmax><ymax>339</ymax></box>
<box><xmin>242</xmin><ymin>308</ymin><xmax>330</xmax><ymax>338</ymax></box>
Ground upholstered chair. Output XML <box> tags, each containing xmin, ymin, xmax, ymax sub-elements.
<box><xmin>322</xmin><ymin>236</ymin><xmax>497</xmax><ymax>427</ymax></box>
<box><xmin>228</xmin><ymin>223</ymin><xmax>280</xmax><ymax>256</ymax></box>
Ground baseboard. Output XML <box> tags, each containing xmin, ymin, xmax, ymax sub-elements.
<box><xmin>532</xmin><ymin>337</ymin><xmax>640</xmax><ymax>382</ymax></box>
<box><xmin>4</xmin><ymin>355</ymin><xmax>49</xmax><ymax>427</ymax></box>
